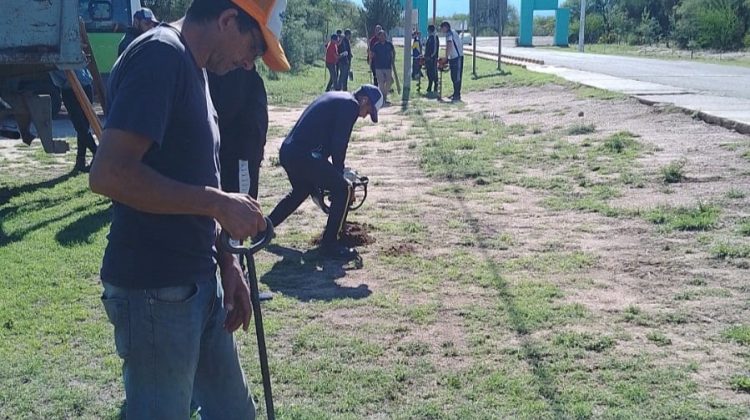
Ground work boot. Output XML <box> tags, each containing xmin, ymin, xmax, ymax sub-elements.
<box><xmin>320</xmin><ymin>242</ymin><xmax>358</xmax><ymax>260</ymax></box>
<box><xmin>74</xmin><ymin>157</ymin><xmax>89</xmax><ymax>173</ymax></box>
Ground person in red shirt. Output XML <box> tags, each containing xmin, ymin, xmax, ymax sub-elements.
<box><xmin>325</xmin><ymin>34</ymin><xmax>340</xmax><ymax>91</ymax></box>
<box><xmin>368</xmin><ymin>24</ymin><xmax>382</xmax><ymax>85</ymax></box>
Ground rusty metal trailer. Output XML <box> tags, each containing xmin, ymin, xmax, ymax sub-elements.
<box><xmin>1</xmin><ymin>0</ymin><xmax>87</xmax><ymax>153</ymax></box>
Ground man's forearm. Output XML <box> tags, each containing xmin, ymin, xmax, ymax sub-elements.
<box><xmin>91</xmin><ymin>155</ymin><xmax>224</xmax><ymax>218</ymax></box>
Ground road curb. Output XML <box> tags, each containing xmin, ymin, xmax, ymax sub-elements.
<box><xmin>462</xmin><ymin>46</ymin><xmax>545</xmax><ymax>65</ymax></box>
<box><xmin>466</xmin><ymin>51</ymin><xmax>528</xmax><ymax>68</ymax></box>
<box><xmin>636</xmin><ymin>97</ymin><xmax>750</xmax><ymax>135</ymax></box>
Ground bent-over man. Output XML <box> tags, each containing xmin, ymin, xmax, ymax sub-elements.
<box><xmin>268</xmin><ymin>85</ymin><xmax>383</xmax><ymax>259</ymax></box>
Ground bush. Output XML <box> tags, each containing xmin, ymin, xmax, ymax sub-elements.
<box><xmin>568</xmin><ymin>20</ymin><xmax>580</xmax><ymax>44</ymax></box>
<box><xmin>661</xmin><ymin>159</ymin><xmax>687</xmax><ymax>184</ymax></box>
<box><xmin>626</xmin><ymin>33</ymin><xmax>640</xmax><ymax>46</ymax></box>
<box><xmin>697</xmin><ymin>5</ymin><xmax>744</xmax><ymax>50</ymax></box>
<box><xmin>636</xmin><ymin>8</ymin><xmax>660</xmax><ymax>45</ymax></box>
<box><xmin>533</xmin><ymin>16</ymin><xmax>556</xmax><ymax>36</ymax></box>
<box><xmin>281</xmin><ymin>19</ymin><xmax>324</xmax><ymax>70</ymax></box>
<box><xmin>584</xmin><ymin>13</ymin><xmax>605</xmax><ymax>43</ymax></box>
<box><xmin>143</xmin><ymin>0</ymin><xmax>191</xmax><ymax>22</ymax></box>
<box><xmin>598</xmin><ymin>32</ymin><xmax>617</xmax><ymax>44</ymax></box>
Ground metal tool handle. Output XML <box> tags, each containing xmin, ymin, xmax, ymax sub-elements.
<box><xmin>219</xmin><ymin>217</ymin><xmax>274</xmax><ymax>255</ymax></box>
<box><xmin>244</xmin><ymin>255</ymin><xmax>275</xmax><ymax>420</ymax></box>
<box><xmin>349</xmin><ymin>176</ymin><xmax>368</xmax><ymax>211</ymax></box>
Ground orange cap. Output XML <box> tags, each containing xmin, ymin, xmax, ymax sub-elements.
<box><xmin>231</xmin><ymin>0</ymin><xmax>291</xmax><ymax>72</ymax></box>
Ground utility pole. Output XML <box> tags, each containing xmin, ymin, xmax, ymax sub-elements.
<box><xmin>498</xmin><ymin>0</ymin><xmax>505</xmax><ymax>70</ymax></box>
<box><xmin>578</xmin><ymin>0</ymin><xmax>586</xmax><ymax>52</ymax></box>
<box><xmin>472</xmin><ymin>0</ymin><xmax>477</xmax><ymax>77</ymax></box>
<box><xmin>403</xmin><ymin>0</ymin><xmax>413</xmax><ymax>103</ymax></box>
<box><xmin>433</xmin><ymin>0</ymin><xmax>436</xmax><ymax>24</ymax></box>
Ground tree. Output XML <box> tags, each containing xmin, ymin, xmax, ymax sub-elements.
<box><xmin>696</xmin><ymin>1</ymin><xmax>744</xmax><ymax>50</ymax></box>
<box><xmin>608</xmin><ymin>5</ymin><xmax>631</xmax><ymax>44</ymax></box>
<box><xmin>533</xmin><ymin>16</ymin><xmax>556</xmax><ymax>36</ymax></box>
<box><xmin>636</xmin><ymin>7</ymin><xmax>660</xmax><ymax>45</ymax></box>
<box><xmin>361</xmin><ymin>0</ymin><xmax>403</xmax><ymax>34</ymax></box>
<box><xmin>674</xmin><ymin>0</ymin><xmax>749</xmax><ymax>50</ymax></box>
<box><xmin>142</xmin><ymin>0</ymin><xmax>191</xmax><ymax>22</ymax></box>
<box><xmin>585</xmin><ymin>13</ymin><xmax>606</xmax><ymax>42</ymax></box>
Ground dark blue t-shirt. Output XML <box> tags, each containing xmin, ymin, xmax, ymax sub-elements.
<box><xmin>371</xmin><ymin>42</ymin><xmax>394</xmax><ymax>70</ymax></box>
<box><xmin>101</xmin><ymin>24</ymin><xmax>221</xmax><ymax>289</ymax></box>
<box><xmin>281</xmin><ymin>92</ymin><xmax>359</xmax><ymax>172</ymax></box>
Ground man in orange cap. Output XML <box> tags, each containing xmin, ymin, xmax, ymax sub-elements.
<box><xmin>89</xmin><ymin>0</ymin><xmax>289</xmax><ymax>418</ymax></box>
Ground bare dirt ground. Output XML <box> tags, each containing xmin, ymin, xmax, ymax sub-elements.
<box><xmin>253</xmin><ymin>85</ymin><xmax>750</xmax><ymax>414</ymax></box>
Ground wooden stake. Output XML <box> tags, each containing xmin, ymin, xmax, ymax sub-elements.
<box><xmin>392</xmin><ymin>61</ymin><xmax>401</xmax><ymax>94</ymax></box>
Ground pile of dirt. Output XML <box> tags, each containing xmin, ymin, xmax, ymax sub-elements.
<box><xmin>311</xmin><ymin>221</ymin><xmax>376</xmax><ymax>247</ymax></box>
<box><xmin>382</xmin><ymin>243</ymin><xmax>417</xmax><ymax>257</ymax></box>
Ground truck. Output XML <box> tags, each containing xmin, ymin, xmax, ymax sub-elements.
<box><xmin>0</xmin><ymin>0</ymin><xmax>88</xmax><ymax>153</ymax></box>
<box><xmin>79</xmin><ymin>0</ymin><xmax>142</xmax><ymax>74</ymax></box>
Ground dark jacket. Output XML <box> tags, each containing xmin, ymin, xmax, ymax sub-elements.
<box><xmin>425</xmin><ymin>33</ymin><xmax>439</xmax><ymax>59</ymax></box>
<box><xmin>208</xmin><ymin>67</ymin><xmax>268</xmax><ymax>165</ymax></box>
<box><xmin>118</xmin><ymin>27</ymin><xmax>141</xmax><ymax>56</ymax></box>
<box><xmin>339</xmin><ymin>37</ymin><xmax>352</xmax><ymax>65</ymax></box>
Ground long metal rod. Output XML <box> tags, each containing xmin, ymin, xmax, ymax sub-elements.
<box><xmin>245</xmin><ymin>254</ymin><xmax>275</xmax><ymax>420</ymax></box>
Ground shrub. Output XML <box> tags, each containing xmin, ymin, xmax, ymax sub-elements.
<box><xmin>661</xmin><ymin>159</ymin><xmax>686</xmax><ymax>184</ymax></box>
<box><xmin>697</xmin><ymin>6</ymin><xmax>744</xmax><ymax>50</ymax></box>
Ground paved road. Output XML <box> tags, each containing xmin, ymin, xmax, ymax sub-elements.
<box><xmin>472</xmin><ymin>38</ymin><xmax>750</xmax><ymax>100</ymax></box>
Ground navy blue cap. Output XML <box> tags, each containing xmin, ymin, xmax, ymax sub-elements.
<box><xmin>355</xmin><ymin>84</ymin><xmax>383</xmax><ymax>123</ymax></box>
<box><xmin>134</xmin><ymin>8</ymin><xmax>159</xmax><ymax>24</ymax></box>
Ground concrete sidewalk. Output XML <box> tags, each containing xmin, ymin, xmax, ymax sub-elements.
<box><xmin>524</xmin><ymin>63</ymin><xmax>750</xmax><ymax>134</ymax></box>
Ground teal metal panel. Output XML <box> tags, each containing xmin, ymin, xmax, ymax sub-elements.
<box><xmin>519</xmin><ymin>0</ymin><xmax>570</xmax><ymax>47</ymax></box>
<box><xmin>555</xmin><ymin>8</ymin><xmax>570</xmax><ymax>46</ymax></box>
<box><xmin>533</xmin><ymin>0</ymin><xmax>558</xmax><ymax>10</ymax></box>
<box><xmin>519</xmin><ymin>0</ymin><xmax>534</xmax><ymax>46</ymax></box>
<box><xmin>400</xmin><ymin>0</ymin><xmax>429</xmax><ymax>35</ymax></box>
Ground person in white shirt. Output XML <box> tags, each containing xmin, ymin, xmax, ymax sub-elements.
<box><xmin>440</xmin><ymin>21</ymin><xmax>464</xmax><ymax>102</ymax></box>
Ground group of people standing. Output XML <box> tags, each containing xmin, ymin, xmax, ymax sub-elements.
<box><xmin>364</xmin><ymin>21</ymin><xmax>464</xmax><ymax>104</ymax></box>
<box><xmin>418</xmin><ymin>22</ymin><xmax>464</xmax><ymax>102</ymax></box>
<box><xmin>325</xmin><ymin>29</ymin><xmax>353</xmax><ymax>92</ymax></box>
<box><xmin>322</xmin><ymin>21</ymin><xmax>465</xmax><ymax>105</ymax></box>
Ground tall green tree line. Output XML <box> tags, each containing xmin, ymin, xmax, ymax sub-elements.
<box><xmin>563</xmin><ymin>0</ymin><xmax>750</xmax><ymax>50</ymax></box>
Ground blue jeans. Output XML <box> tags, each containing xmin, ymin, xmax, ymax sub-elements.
<box><xmin>449</xmin><ymin>55</ymin><xmax>464</xmax><ymax>100</ymax></box>
<box><xmin>101</xmin><ymin>276</ymin><xmax>255</xmax><ymax>419</ymax></box>
<box><xmin>337</xmin><ymin>61</ymin><xmax>351</xmax><ymax>91</ymax></box>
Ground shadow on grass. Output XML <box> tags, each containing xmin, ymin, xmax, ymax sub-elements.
<box><xmin>409</xmin><ymin>99</ymin><xmax>567</xmax><ymax>416</ymax></box>
<box><xmin>55</xmin><ymin>205</ymin><xmax>111</xmax><ymax>246</ymax></box>
<box><xmin>0</xmin><ymin>192</ymin><xmax>93</xmax><ymax>247</ymax></box>
<box><xmin>260</xmin><ymin>244</ymin><xmax>371</xmax><ymax>302</ymax></box>
<box><xmin>0</xmin><ymin>170</ymin><xmax>77</xmax><ymax>204</ymax></box>
<box><xmin>471</xmin><ymin>70</ymin><xmax>511</xmax><ymax>80</ymax></box>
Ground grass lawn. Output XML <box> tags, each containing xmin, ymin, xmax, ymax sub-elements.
<box><xmin>3</xmin><ymin>53</ymin><xmax>750</xmax><ymax>418</ymax></box>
